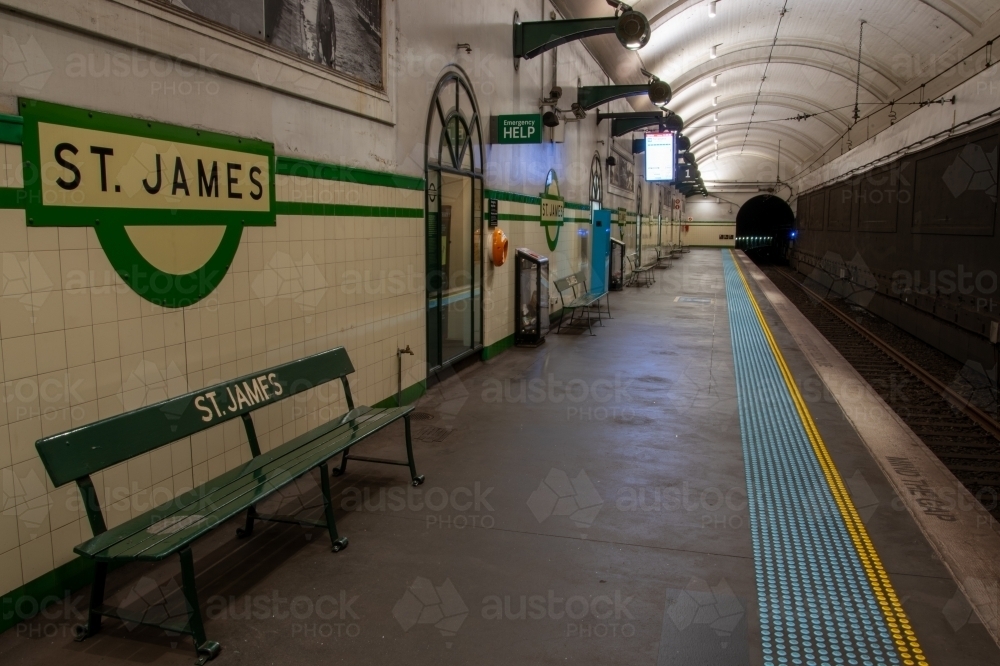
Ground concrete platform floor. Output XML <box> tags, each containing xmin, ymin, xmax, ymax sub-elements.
<box><xmin>1</xmin><ymin>249</ymin><xmax>997</xmax><ymax>665</ymax></box>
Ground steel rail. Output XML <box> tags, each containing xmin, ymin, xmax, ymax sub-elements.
<box><xmin>773</xmin><ymin>268</ymin><xmax>1000</xmax><ymax>442</ymax></box>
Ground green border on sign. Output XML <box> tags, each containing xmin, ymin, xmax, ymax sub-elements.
<box><xmin>19</xmin><ymin>98</ymin><xmax>276</xmax><ymax>227</ymax></box>
<box><xmin>17</xmin><ymin>98</ymin><xmax>277</xmax><ymax>308</ymax></box>
<box><xmin>540</xmin><ymin>169</ymin><xmax>564</xmax><ymax>251</ymax></box>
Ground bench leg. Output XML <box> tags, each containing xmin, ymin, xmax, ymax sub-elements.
<box><xmin>179</xmin><ymin>547</ymin><xmax>220</xmax><ymax>665</ymax></box>
<box><xmin>73</xmin><ymin>561</ymin><xmax>107</xmax><ymax>641</ymax></box>
<box><xmin>319</xmin><ymin>462</ymin><xmax>349</xmax><ymax>552</ymax></box>
<box><xmin>333</xmin><ymin>448</ymin><xmax>349</xmax><ymax>476</ymax></box>
<box><xmin>235</xmin><ymin>505</ymin><xmax>257</xmax><ymax>539</ymax></box>
<box><xmin>403</xmin><ymin>414</ymin><xmax>425</xmax><ymax>486</ymax></box>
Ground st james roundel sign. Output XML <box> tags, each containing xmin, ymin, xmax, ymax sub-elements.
<box><xmin>19</xmin><ymin>98</ymin><xmax>276</xmax><ymax>307</ymax></box>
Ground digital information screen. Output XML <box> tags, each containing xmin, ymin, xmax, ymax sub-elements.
<box><xmin>645</xmin><ymin>132</ymin><xmax>676</xmax><ymax>182</ymax></box>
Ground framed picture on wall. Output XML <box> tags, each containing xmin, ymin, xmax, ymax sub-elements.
<box><xmin>156</xmin><ymin>0</ymin><xmax>385</xmax><ymax>89</ymax></box>
<box><xmin>608</xmin><ymin>146</ymin><xmax>635</xmax><ymax>195</ymax></box>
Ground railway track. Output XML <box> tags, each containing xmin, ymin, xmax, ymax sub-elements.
<box><xmin>761</xmin><ymin>265</ymin><xmax>1000</xmax><ymax>521</ymax></box>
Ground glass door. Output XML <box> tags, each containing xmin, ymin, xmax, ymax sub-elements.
<box><xmin>424</xmin><ymin>71</ymin><xmax>484</xmax><ymax>371</ymax></box>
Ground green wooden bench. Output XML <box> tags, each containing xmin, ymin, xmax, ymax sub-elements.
<box><xmin>654</xmin><ymin>245</ymin><xmax>673</xmax><ymax>268</ymax></box>
<box><xmin>554</xmin><ymin>271</ymin><xmax>610</xmax><ymax>336</ymax></box>
<box><xmin>34</xmin><ymin>347</ymin><xmax>424</xmax><ymax>664</ymax></box>
<box><xmin>628</xmin><ymin>252</ymin><xmax>655</xmax><ymax>287</ymax></box>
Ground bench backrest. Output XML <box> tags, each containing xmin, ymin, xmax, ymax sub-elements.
<box><xmin>36</xmin><ymin>347</ymin><xmax>356</xmax><ymax>488</ymax></box>
<box><xmin>554</xmin><ymin>272</ymin><xmax>589</xmax><ymax>300</ymax></box>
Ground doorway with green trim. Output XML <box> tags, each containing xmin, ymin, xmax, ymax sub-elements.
<box><xmin>424</xmin><ymin>69</ymin><xmax>485</xmax><ymax>371</ymax></box>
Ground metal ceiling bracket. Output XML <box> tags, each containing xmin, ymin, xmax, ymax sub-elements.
<box><xmin>514</xmin><ymin>17</ymin><xmax>620</xmax><ymax>61</ymax></box>
<box><xmin>599</xmin><ymin>112</ymin><xmax>684</xmax><ymax>138</ymax></box>
<box><xmin>578</xmin><ymin>85</ymin><xmax>652</xmax><ymax>111</ymax></box>
<box><xmin>595</xmin><ymin>110</ymin><xmax>663</xmax><ymax>125</ymax></box>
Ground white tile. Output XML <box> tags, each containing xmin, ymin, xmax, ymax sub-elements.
<box><xmin>0</xmin><ymin>295</ymin><xmax>33</xmax><ymax>339</ymax></box>
<box><xmin>6</xmin><ymin>145</ymin><xmax>23</xmax><ymax>188</ymax></box>
<box><xmin>50</xmin><ymin>519</ymin><xmax>80</xmax><ymax>568</ymax></box>
<box><xmin>34</xmin><ymin>330</ymin><xmax>67</xmax><ymax>374</ymax></box>
<box><xmin>2</xmin><ymin>335</ymin><xmax>36</xmax><ymax>380</ymax></box>
<box><xmin>0</xmin><ymin>546</ymin><xmax>22</xmax><ymax>595</ymax></box>
<box><xmin>65</xmin><ymin>326</ymin><xmax>95</xmax><ymax>368</ymax></box>
<box><xmin>19</xmin><ymin>531</ymin><xmax>52</xmax><ymax>584</ymax></box>
<box><xmin>92</xmin><ymin>321</ymin><xmax>120</xmax><ymax>361</ymax></box>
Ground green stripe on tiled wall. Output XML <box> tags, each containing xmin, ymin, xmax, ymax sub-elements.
<box><xmin>484</xmin><ymin>189</ymin><xmax>542</xmax><ymax>205</ymax></box>
<box><xmin>0</xmin><ymin>187</ymin><xmax>25</xmax><ymax>208</ymax></box>
<box><xmin>276</xmin><ymin>157</ymin><xmax>425</xmax><ymax>191</ymax></box>
<box><xmin>275</xmin><ymin>202</ymin><xmax>423</xmax><ymax>217</ymax></box>
<box><xmin>487</xmin><ymin>189</ymin><xmax>591</xmax><ymax>224</ymax></box>
<box><xmin>0</xmin><ymin>113</ymin><xmax>23</xmax><ymax>144</ymax></box>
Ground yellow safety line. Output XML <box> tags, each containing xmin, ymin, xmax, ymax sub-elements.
<box><xmin>730</xmin><ymin>251</ymin><xmax>927</xmax><ymax>666</ymax></box>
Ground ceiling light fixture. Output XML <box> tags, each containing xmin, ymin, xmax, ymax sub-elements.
<box><xmin>709</xmin><ymin>1</ymin><xmax>717</xmax><ymax>18</ymax></box>
<box><xmin>714</xmin><ymin>112</ymin><xmax>719</xmax><ymax>121</ymax></box>
<box><xmin>711</xmin><ymin>75</ymin><xmax>719</xmax><ymax>86</ymax></box>
<box><xmin>710</xmin><ymin>45</ymin><xmax>719</xmax><ymax>58</ymax></box>
<box><xmin>713</xmin><ymin>96</ymin><xmax>720</xmax><ymax>106</ymax></box>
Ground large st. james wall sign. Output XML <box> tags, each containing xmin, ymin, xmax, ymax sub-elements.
<box><xmin>19</xmin><ymin>98</ymin><xmax>276</xmax><ymax>307</ymax></box>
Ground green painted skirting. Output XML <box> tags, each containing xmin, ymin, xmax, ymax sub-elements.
<box><xmin>565</xmin><ymin>202</ymin><xmax>591</xmax><ymax>211</ymax></box>
<box><xmin>0</xmin><ymin>555</ymin><xmax>97</xmax><ymax>635</ymax></box>
<box><xmin>0</xmin><ymin>188</ymin><xmax>26</xmax><ymax>209</ymax></box>
<box><xmin>275</xmin><ymin>202</ymin><xmax>423</xmax><ymax>218</ymax></box>
<box><xmin>481</xmin><ymin>334</ymin><xmax>515</xmax><ymax>361</ymax></box>
<box><xmin>371</xmin><ymin>380</ymin><xmax>428</xmax><ymax>409</ymax></box>
<box><xmin>276</xmin><ymin>157</ymin><xmax>424</xmax><ymax>191</ymax></box>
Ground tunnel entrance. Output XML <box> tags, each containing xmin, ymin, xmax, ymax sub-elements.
<box><xmin>736</xmin><ymin>194</ymin><xmax>795</xmax><ymax>263</ymax></box>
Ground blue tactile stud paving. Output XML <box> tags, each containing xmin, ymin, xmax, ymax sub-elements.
<box><xmin>721</xmin><ymin>251</ymin><xmax>922</xmax><ymax>666</ymax></box>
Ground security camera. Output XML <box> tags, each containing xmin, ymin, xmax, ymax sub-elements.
<box><xmin>606</xmin><ymin>155</ymin><xmax>617</xmax><ymax>168</ymax></box>
<box><xmin>542</xmin><ymin>111</ymin><xmax>560</xmax><ymax>128</ymax></box>
<box><xmin>549</xmin><ymin>86</ymin><xmax>563</xmax><ymax>101</ymax></box>
<box><xmin>570</xmin><ymin>103</ymin><xmax>587</xmax><ymax>120</ymax></box>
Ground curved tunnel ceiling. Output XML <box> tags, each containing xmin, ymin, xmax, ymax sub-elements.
<box><xmin>551</xmin><ymin>0</ymin><xmax>1000</xmax><ymax>188</ymax></box>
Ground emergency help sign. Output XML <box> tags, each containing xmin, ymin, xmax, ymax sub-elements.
<box><xmin>491</xmin><ymin>114</ymin><xmax>543</xmax><ymax>144</ymax></box>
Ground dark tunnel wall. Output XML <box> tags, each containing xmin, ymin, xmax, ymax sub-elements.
<box><xmin>791</xmin><ymin>118</ymin><xmax>1000</xmax><ymax>368</ymax></box>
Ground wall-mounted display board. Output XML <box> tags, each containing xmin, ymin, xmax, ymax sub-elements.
<box><xmin>644</xmin><ymin>132</ymin><xmax>676</xmax><ymax>182</ymax></box>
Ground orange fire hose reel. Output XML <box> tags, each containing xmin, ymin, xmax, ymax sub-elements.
<box><xmin>491</xmin><ymin>227</ymin><xmax>509</xmax><ymax>266</ymax></box>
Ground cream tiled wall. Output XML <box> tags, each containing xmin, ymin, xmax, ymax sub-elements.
<box><xmin>483</xmin><ymin>199</ymin><xmax>594</xmax><ymax>348</ymax></box>
<box><xmin>0</xmin><ymin>145</ymin><xmax>24</xmax><ymax>189</ymax></box>
<box><xmin>0</xmin><ymin>166</ymin><xmax>424</xmax><ymax>596</ymax></box>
